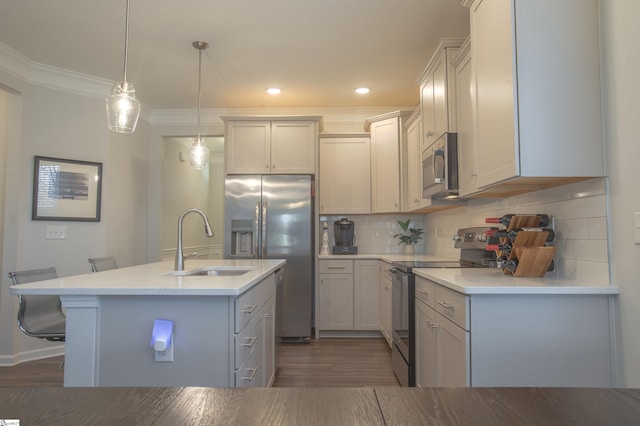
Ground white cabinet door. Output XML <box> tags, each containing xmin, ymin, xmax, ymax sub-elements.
<box><xmin>319</xmin><ymin>137</ymin><xmax>371</xmax><ymax>214</ymax></box>
<box><xmin>438</xmin><ymin>314</ymin><xmax>470</xmax><ymax>387</ymax></box>
<box><xmin>226</xmin><ymin>121</ymin><xmax>271</xmax><ymax>174</ymax></box>
<box><xmin>405</xmin><ymin>112</ymin><xmax>423</xmax><ymax>211</ymax></box>
<box><xmin>225</xmin><ymin>119</ymin><xmax>317</xmax><ymax>175</ymax></box>
<box><xmin>471</xmin><ymin>0</ymin><xmax>518</xmax><ymax>187</ymax></box>
<box><xmin>415</xmin><ymin>299</ymin><xmax>438</xmax><ymax>388</ymax></box>
<box><xmin>432</xmin><ymin>50</ymin><xmax>449</xmax><ymax>141</ymax></box>
<box><xmin>270</xmin><ymin>121</ymin><xmax>316</xmax><ymax>174</ymax></box>
<box><xmin>453</xmin><ymin>40</ymin><xmax>479</xmax><ymax>197</ymax></box>
<box><xmin>420</xmin><ymin>76</ymin><xmax>435</xmax><ymax>151</ymax></box>
<box><xmin>370</xmin><ymin>117</ymin><xmax>401</xmax><ymax>213</ymax></box>
<box><xmin>354</xmin><ymin>260</ymin><xmax>379</xmax><ymax>330</ymax></box>
<box><xmin>318</xmin><ymin>273</ymin><xmax>354</xmax><ymax>330</ymax></box>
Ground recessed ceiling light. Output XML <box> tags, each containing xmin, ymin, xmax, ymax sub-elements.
<box><xmin>266</xmin><ymin>87</ymin><xmax>281</xmax><ymax>95</ymax></box>
<box><xmin>355</xmin><ymin>87</ymin><xmax>370</xmax><ymax>94</ymax></box>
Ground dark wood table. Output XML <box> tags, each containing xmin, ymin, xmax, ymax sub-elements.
<box><xmin>1</xmin><ymin>387</ymin><xmax>639</xmax><ymax>425</ymax></box>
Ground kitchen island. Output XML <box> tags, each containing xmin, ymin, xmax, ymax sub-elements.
<box><xmin>9</xmin><ymin>259</ymin><xmax>285</xmax><ymax>388</ymax></box>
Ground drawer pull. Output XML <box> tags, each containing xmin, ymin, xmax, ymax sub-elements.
<box><xmin>242</xmin><ymin>367</ymin><xmax>259</xmax><ymax>382</ymax></box>
<box><xmin>241</xmin><ymin>305</ymin><xmax>257</xmax><ymax>314</ymax></box>
<box><xmin>437</xmin><ymin>300</ymin><xmax>454</xmax><ymax>309</ymax></box>
<box><xmin>241</xmin><ymin>336</ymin><xmax>257</xmax><ymax>348</ymax></box>
<box><xmin>327</xmin><ymin>266</ymin><xmax>345</xmax><ymax>270</ymax></box>
<box><xmin>416</xmin><ymin>289</ymin><xmax>430</xmax><ymax>295</ymax></box>
<box><xmin>427</xmin><ymin>321</ymin><xmax>439</xmax><ymax>329</ymax></box>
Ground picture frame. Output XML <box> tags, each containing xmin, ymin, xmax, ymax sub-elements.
<box><xmin>32</xmin><ymin>156</ymin><xmax>103</xmax><ymax>222</ymax></box>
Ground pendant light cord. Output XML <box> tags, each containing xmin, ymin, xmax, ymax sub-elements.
<box><xmin>197</xmin><ymin>46</ymin><xmax>202</xmax><ymax>141</ymax></box>
<box><xmin>122</xmin><ymin>0</ymin><xmax>131</xmax><ymax>83</ymax></box>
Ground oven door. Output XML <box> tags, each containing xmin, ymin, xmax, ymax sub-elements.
<box><xmin>389</xmin><ymin>267</ymin><xmax>415</xmax><ymax>386</ymax></box>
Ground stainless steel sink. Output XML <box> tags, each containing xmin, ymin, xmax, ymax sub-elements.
<box><xmin>164</xmin><ymin>266</ymin><xmax>253</xmax><ymax>277</ymax></box>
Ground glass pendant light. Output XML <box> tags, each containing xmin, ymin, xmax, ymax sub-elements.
<box><xmin>189</xmin><ymin>41</ymin><xmax>210</xmax><ymax>169</ymax></box>
<box><xmin>106</xmin><ymin>0</ymin><xmax>141</xmax><ymax>133</ymax></box>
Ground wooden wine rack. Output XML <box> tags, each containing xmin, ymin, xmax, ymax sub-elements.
<box><xmin>497</xmin><ymin>215</ymin><xmax>556</xmax><ymax>277</ymax></box>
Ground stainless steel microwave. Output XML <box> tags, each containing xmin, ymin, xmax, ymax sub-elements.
<box><xmin>421</xmin><ymin>132</ymin><xmax>459</xmax><ymax>199</ymax></box>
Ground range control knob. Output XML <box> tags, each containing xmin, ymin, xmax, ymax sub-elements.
<box><xmin>452</xmin><ymin>234</ymin><xmax>462</xmax><ymax>242</ymax></box>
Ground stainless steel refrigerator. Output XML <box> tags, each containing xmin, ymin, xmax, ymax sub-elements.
<box><xmin>224</xmin><ymin>175</ymin><xmax>313</xmax><ymax>340</ymax></box>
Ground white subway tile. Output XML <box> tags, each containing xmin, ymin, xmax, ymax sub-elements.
<box><xmin>588</xmin><ymin>217</ymin><xmax>608</xmax><ymax>239</ymax></box>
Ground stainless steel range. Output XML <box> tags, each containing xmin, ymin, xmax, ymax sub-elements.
<box><xmin>388</xmin><ymin>226</ymin><xmax>499</xmax><ymax>387</ymax></box>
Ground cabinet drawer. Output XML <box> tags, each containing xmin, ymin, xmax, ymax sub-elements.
<box><xmin>319</xmin><ymin>259</ymin><xmax>353</xmax><ymax>274</ymax></box>
<box><xmin>415</xmin><ymin>276</ymin><xmax>437</xmax><ymax>309</ymax></box>
<box><xmin>435</xmin><ymin>286</ymin><xmax>469</xmax><ymax>330</ymax></box>
<box><xmin>235</xmin><ymin>273</ymin><xmax>275</xmax><ymax>333</ymax></box>
<box><xmin>235</xmin><ymin>348</ymin><xmax>260</xmax><ymax>387</ymax></box>
<box><xmin>234</xmin><ymin>311</ymin><xmax>261</xmax><ymax>368</ymax></box>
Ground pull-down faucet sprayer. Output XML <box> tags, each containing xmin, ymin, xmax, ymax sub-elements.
<box><xmin>175</xmin><ymin>208</ymin><xmax>214</xmax><ymax>271</ymax></box>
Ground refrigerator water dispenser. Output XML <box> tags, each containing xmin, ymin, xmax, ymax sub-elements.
<box><xmin>230</xmin><ymin>219</ymin><xmax>253</xmax><ymax>256</ymax></box>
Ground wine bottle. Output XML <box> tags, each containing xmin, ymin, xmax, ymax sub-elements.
<box><xmin>485</xmin><ymin>214</ymin><xmax>550</xmax><ymax>228</ymax></box>
<box><xmin>502</xmin><ymin>258</ymin><xmax>555</xmax><ymax>274</ymax></box>
<box><xmin>486</xmin><ymin>227</ymin><xmax>555</xmax><ymax>242</ymax></box>
<box><xmin>485</xmin><ymin>241</ymin><xmax>513</xmax><ymax>256</ymax></box>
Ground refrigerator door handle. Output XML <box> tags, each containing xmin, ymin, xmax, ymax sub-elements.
<box><xmin>254</xmin><ymin>201</ymin><xmax>260</xmax><ymax>259</ymax></box>
<box><xmin>261</xmin><ymin>201</ymin><xmax>268</xmax><ymax>258</ymax></box>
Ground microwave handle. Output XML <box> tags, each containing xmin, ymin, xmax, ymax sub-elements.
<box><xmin>433</xmin><ymin>147</ymin><xmax>445</xmax><ymax>184</ymax></box>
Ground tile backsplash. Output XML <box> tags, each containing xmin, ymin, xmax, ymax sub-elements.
<box><xmin>319</xmin><ymin>215</ymin><xmax>426</xmax><ymax>255</ymax></box>
<box><xmin>320</xmin><ymin>178</ymin><xmax>610</xmax><ymax>284</ymax></box>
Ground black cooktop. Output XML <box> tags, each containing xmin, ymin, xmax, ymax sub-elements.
<box><xmin>391</xmin><ymin>260</ymin><xmax>487</xmax><ymax>272</ymax></box>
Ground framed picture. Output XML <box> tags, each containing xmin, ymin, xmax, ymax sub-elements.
<box><xmin>32</xmin><ymin>156</ymin><xmax>103</xmax><ymax>222</ymax></box>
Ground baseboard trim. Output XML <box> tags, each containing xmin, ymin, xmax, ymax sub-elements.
<box><xmin>0</xmin><ymin>345</ymin><xmax>65</xmax><ymax>367</ymax></box>
<box><xmin>317</xmin><ymin>330</ymin><xmax>383</xmax><ymax>339</ymax></box>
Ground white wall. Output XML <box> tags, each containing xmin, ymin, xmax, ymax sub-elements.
<box><xmin>0</xmin><ymin>67</ymin><xmax>149</xmax><ymax>364</ymax></box>
<box><xmin>601</xmin><ymin>0</ymin><xmax>640</xmax><ymax>387</ymax></box>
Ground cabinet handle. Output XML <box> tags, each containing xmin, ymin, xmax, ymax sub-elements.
<box><xmin>241</xmin><ymin>336</ymin><xmax>258</xmax><ymax>348</ymax></box>
<box><xmin>272</xmin><ymin>164</ymin><xmax>276</xmax><ymax>169</ymax></box>
<box><xmin>242</xmin><ymin>304</ymin><xmax>257</xmax><ymax>314</ymax></box>
<box><xmin>427</xmin><ymin>321</ymin><xmax>439</xmax><ymax>329</ymax></box>
<box><xmin>437</xmin><ymin>300</ymin><xmax>453</xmax><ymax>309</ymax></box>
<box><xmin>242</xmin><ymin>367</ymin><xmax>259</xmax><ymax>382</ymax></box>
<box><xmin>327</xmin><ymin>266</ymin><xmax>345</xmax><ymax>270</ymax></box>
<box><xmin>265</xmin><ymin>313</ymin><xmax>272</xmax><ymax>319</ymax></box>
<box><xmin>416</xmin><ymin>289</ymin><xmax>429</xmax><ymax>295</ymax></box>
<box><xmin>426</xmin><ymin>130</ymin><xmax>434</xmax><ymax>138</ymax></box>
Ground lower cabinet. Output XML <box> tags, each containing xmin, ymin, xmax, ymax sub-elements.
<box><xmin>414</xmin><ymin>275</ymin><xmax>615</xmax><ymax>387</ymax></box>
<box><xmin>415</xmin><ymin>276</ymin><xmax>469</xmax><ymax>388</ymax></box>
<box><xmin>318</xmin><ymin>259</ymin><xmax>380</xmax><ymax>333</ymax></box>
<box><xmin>234</xmin><ymin>274</ymin><xmax>276</xmax><ymax>387</ymax></box>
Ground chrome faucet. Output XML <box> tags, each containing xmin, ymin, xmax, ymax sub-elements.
<box><xmin>175</xmin><ymin>208</ymin><xmax>214</xmax><ymax>271</ymax></box>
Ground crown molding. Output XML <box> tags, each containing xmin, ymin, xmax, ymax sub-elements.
<box><xmin>0</xmin><ymin>42</ymin><xmax>114</xmax><ymax>100</ymax></box>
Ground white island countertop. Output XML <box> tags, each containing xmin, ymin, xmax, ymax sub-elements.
<box><xmin>9</xmin><ymin>259</ymin><xmax>286</xmax><ymax>297</ymax></box>
<box><xmin>415</xmin><ymin>268</ymin><xmax>619</xmax><ymax>295</ymax></box>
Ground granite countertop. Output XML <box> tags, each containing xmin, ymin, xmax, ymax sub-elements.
<box><xmin>9</xmin><ymin>259</ymin><xmax>285</xmax><ymax>297</ymax></box>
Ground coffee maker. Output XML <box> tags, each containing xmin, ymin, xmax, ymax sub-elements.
<box><xmin>333</xmin><ymin>218</ymin><xmax>357</xmax><ymax>254</ymax></box>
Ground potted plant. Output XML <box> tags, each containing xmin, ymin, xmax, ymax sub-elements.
<box><xmin>394</xmin><ymin>219</ymin><xmax>424</xmax><ymax>255</ymax></box>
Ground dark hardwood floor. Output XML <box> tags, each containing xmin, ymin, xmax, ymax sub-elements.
<box><xmin>0</xmin><ymin>338</ymin><xmax>399</xmax><ymax>388</ymax></box>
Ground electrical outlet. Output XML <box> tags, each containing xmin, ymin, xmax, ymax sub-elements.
<box><xmin>45</xmin><ymin>225</ymin><xmax>66</xmax><ymax>240</ymax></box>
<box><xmin>154</xmin><ymin>334</ymin><xmax>174</xmax><ymax>362</ymax></box>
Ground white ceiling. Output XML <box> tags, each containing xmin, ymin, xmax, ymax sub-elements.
<box><xmin>0</xmin><ymin>0</ymin><xmax>469</xmax><ymax>110</ymax></box>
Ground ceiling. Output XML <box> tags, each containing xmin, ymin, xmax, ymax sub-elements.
<box><xmin>0</xmin><ymin>0</ymin><xmax>469</xmax><ymax>110</ymax></box>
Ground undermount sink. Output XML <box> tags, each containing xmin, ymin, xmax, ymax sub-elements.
<box><xmin>164</xmin><ymin>266</ymin><xmax>254</xmax><ymax>277</ymax></box>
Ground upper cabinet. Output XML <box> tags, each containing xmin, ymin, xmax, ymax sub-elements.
<box><xmin>405</xmin><ymin>109</ymin><xmax>424</xmax><ymax>211</ymax></box>
<box><xmin>365</xmin><ymin>111</ymin><xmax>412</xmax><ymax>214</ymax></box>
<box><xmin>464</xmin><ymin>0</ymin><xmax>604</xmax><ymax>196</ymax></box>
<box><xmin>319</xmin><ymin>134</ymin><xmax>371</xmax><ymax>215</ymax></box>
<box><xmin>451</xmin><ymin>38</ymin><xmax>479</xmax><ymax>197</ymax></box>
<box><xmin>418</xmin><ymin>39</ymin><xmax>466</xmax><ymax>151</ymax></box>
<box><xmin>223</xmin><ymin>116</ymin><xmax>321</xmax><ymax>175</ymax></box>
